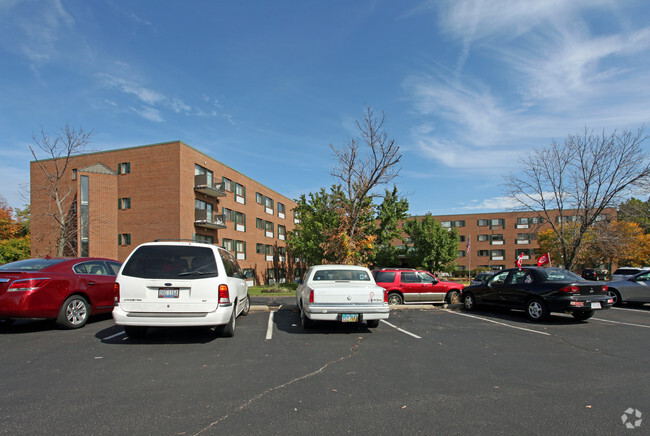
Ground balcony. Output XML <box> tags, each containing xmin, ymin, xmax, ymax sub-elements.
<box><xmin>194</xmin><ymin>174</ymin><xmax>226</xmax><ymax>198</ymax></box>
<box><xmin>194</xmin><ymin>210</ymin><xmax>226</xmax><ymax>229</ymax></box>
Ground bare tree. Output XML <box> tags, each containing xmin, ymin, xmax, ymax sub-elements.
<box><xmin>30</xmin><ymin>124</ymin><xmax>93</xmax><ymax>256</ymax></box>
<box><xmin>505</xmin><ymin>126</ymin><xmax>650</xmax><ymax>269</ymax></box>
<box><xmin>324</xmin><ymin>107</ymin><xmax>402</xmax><ymax>264</ymax></box>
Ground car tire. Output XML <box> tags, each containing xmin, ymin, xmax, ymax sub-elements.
<box><xmin>300</xmin><ymin>305</ymin><xmax>314</xmax><ymax>329</ymax></box>
<box><xmin>608</xmin><ymin>289</ymin><xmax>622</xmax><ymax>307</ymax></box>
<box><xmin>446</xmin><ymin>290</ymin><xmax>460</xmax><ymax>305</ymax></box>
<box><xmin>526</xmin><ymin>298</ymin><xmax>549</xmax><ymax>322</ymax></box>
<box><xmin>218</xmin><ymin>308</ymin><xmax>236</xmax><ymax>337</ymax></box>
<box><xmin>240</xmin><ymin>294</ymin><xmax>250</xmax><ymax>316</ymax></box>
<box><xmin>366</xmin><ymin>319</ymin><xmax>379</xmax><ymax>328</ymax></box>
<box><xmin>0</xmin><ymin>319</ymin><xmax>15</xmax><ymax>328</ymax></box>
<box><xmin>387</xmin><ymin>292</ymin><xmax>403</xmax><ymax>305</ymax></box>
<box><xmin>572</xmin><ymin>310</ymin><xmax>594</xmax><ymax>321</ymax></box>
<box><xmin>462</xmin><ymin>292</ymin><xmax>476</xmax><ymax>311</ymax></box>
<box><xmin>56</xmin><ymin>295</ymin><xmax>90</xmax><ymax>329</ymax></box>
<box><xmin>124</xmin><ymin>326</ymin><xmax>148</xmax><ymax>338</ymax></box>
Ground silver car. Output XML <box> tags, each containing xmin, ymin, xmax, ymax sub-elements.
<box><xmin>606</xmin><ymin>270</ymin><xmax>650</xmax><ymax>306</ymax></box>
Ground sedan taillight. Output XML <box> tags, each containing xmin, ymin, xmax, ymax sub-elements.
<box><xmin>384</xmin><ymin>289</ymin><xmax>388</xmax><ymax>303</ymax></box>
<box><xmin>218</xmin><ymin>284</ymin><xmax>230</xmax><ymax>304</ymax></box>
<box><xmin>113</xmin><ymin>283</ymin><xmax>120</xmax><ymax>305</ymax></box>
<box><xmin>559</xmin><ymin>285</ymin><xmax>580</xmax><ymax>293</ymax></box>
<box><xmin>309</xmin><ymin>289</ymin><xmax>314</xmax><ymax>303</ymax></box>
<box><xmin>601</xmin><ymin>285</ymin><xmax>608</xmax><ymax>293</ymax></box>
<box><xmin>8</xmin><ymin>278</ymin><xmax>50</xmax><ymax>292</ymax></box>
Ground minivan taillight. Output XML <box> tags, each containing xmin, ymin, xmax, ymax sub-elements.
<box><xmin>8</xmin><ymin>278</ymin><xmax>50</xmax><ymax>292</ymax></box>
<box><xmin>218</xmin><ymin>284</ymin><xmax>230</xmax><ymax>304</ymax></box>
<box><xmin>113</xmin><ymin>283</ymin><xmax>120</xmax><ymax>305</ymax></box>
<box><xmin>559</xmin><ymin>286</ymin><xmax>580</xmax><ymax>293</ymax></box>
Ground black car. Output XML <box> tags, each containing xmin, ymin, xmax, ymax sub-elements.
<box><xmin>460</xmin><ymin>267</ymin><xmax>613</xmax><ymax>321</ymax></box>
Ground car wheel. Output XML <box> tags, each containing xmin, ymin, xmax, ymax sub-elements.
<box><xmin>56</xmin><ymin>295</ymin><xmax>90</xmax><ymax>329</ymax></box>
<box><xmin>572</xmin><ymin>310</ymin><xmax>594</xmax><ymax>321</ymax></box>
<box><xmin>240</xmin><ymin>294</ymin><xmax>250</xmax><ymax>316</ymax></box>
<box><xmin>218</xmin><ymin>308</ymin><xmax>236</xmax><ymax>337</ymax></box>
<box><xmin>446</xmin><ymin>290</ymin><xmax>460</xmax><ymax>305</ymax></box>
<box><xmin>367</xmin><ymin>319</ymin><xmax>379</xmax><ymax>328</ymax></box>
<box><xmin>526</xmin><ymin>298</ymin><xmax>549</xmax><ymax>322</ymax></box>
<box><xmin>0</xmin><ymin>319</ymin><xmax>15</xmax><ymax>328</ymax></box>
<box><xmin>608</xmin><ymin>289</ymin><xmax>621</xmax><ymax>307</ymax></box>
<box><xmin>387</xmin><ymin>292</ymin><xmax>403</xmax><ymax>305</ymax></box>
<box><xmin>463</xmin><ymin>293</ymin><xmax>476</xmax><ymax>311</ymax></box>
<box><xmin>300</xmin><ymin>305</ymin><xmax>314</xmax><ymax>329</ymax></box>
<box><xmin>124</xmin><ymin>326</ymin><xmax>148</xmax><ymax>338</ymax></box>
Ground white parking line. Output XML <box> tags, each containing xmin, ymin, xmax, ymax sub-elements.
<box><xmin>380</xmin><ymin>319</ymin><xmax>422</xmax><ymax>339</ymax></box>
<box><xmin>592</xmin><ymin>318</ymin><xmax>650</xmax><ymax>329</ymax></box>
<box><xmin>265</xmin><ymin>307</ymin><xmax>279</xmax><ymax>340</ymax></box>
<box><xmin>103</xmin><ymin>331</ymin><xmax>125</xmax><ymax>341</ymax></box>
<box><xmin>445</xmin><ymin>310</ymin><xmax>551</xmax><ymax>336</ymax></box>
<box><xmin>612</xmin><ymin>307</ymin><xmax>650</xmax><ymax>314</ymax></box>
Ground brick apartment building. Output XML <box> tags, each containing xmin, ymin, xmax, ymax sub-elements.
<box><xmin>30</xmin><ymin>141</ymin><xmax>302</xmax><ymax>285</ymax></box>
<box><xmin>409</xmin><ymin>209</ymin><xmax>616</xmax><ymax>272</ymax></box>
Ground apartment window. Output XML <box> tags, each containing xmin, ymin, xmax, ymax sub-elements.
<box><xmin>293</xmin><ymin>210</ymin><xmax>300</xmax><ymax>223</ymax></box>
<box><xmin>234</xmin><ymin>182</ymin><xmax>246</xmax><ymax>204</ymax></box>
<box><xmin>264</xmin><ymin>196</ymin><xmax>274</xmax><ymax>211</ymax></box>
<box><xmin>265</xmin><ymin>245</ymin><xmax>274</xmax><ymax>256</ymax></box>
<box><xmin>256</xmin><ymin>243</ymin><xmax>264</xmax><ymax>254</ymax></box>
<box><xmin>80</xmin><ymin>175</ymin><xmax>89</xmax><ymax>257</ymax></box>
<box><xmin>278</xmin><ymin>225</ymin><xmax>286</xmax><ymax>240</ymax></box>
<box><xmin>491</xmin><ymin>250</ymin><xmax>505</xmax><ymax>260</ymax></box>
<box><xmin>234</xmin><ymin>211</ymin><xmax>246</xmax><ymax>231</ymax></box>
<box><xmin>491</xmin><ymin>234</ymin><xmax>504</xmax><ymax>245</ymax></box>
<box><xmin>222</xmin><ymin>177</ymin><xmax>233</xmax><ymax>192</ymax></box>
<box><xmin>516</xmin><ymin>248</ymin><xmax>533</xmax><ymax>258</ymax></box>
<box><xmin>222</xmin><ymin>238</ymin><xmax>233</xmax><ymax>251</ymax></box>
<box><xmin>72</xmin><ymin>169</ymin><xmax>77</xmax><ymax>180</ymax></box>
<box><xmin>453</xmin><ymin>220</ymin><xmax>465</xmax><ymax>227</ymax></box>
<box><xmin>459</xmin><ymin>235</ymin><xmax>466</xmax><ymax>242</ymax></box>
<box><xmin>278</xmin><ymin>203</ymin><xmax>286</xmax><ymax>218</ymax></box>
<box><xmin>477</xmin><ymin>219</ymin><xmax>489</xmax><ymax>226</ymax></box>
<box><xmin>118</xmin><ymin>233</ymin><xmax>131</xmax><ymax>246</ymax></box>
<box><xmin>457</xmin><ymin>250</ymin><xmax>466</xmax><ymax>258</ymax></box>
<box><xmin>256</xmin><ymin>218</ymin><xmax>264</xmax><ymax>229</ymax></box>
<box><xmin>118</xmin><ymin>198</ymin><xmax>131</xmax><ymax>210</ymax></box>
<box><xmin>235</xmin><ymin>240</ymin><xmax>246</xmax><ymax>260</ymax></box>
<box><xmin>117</xmin><ymin>162</ymin><xmax>131</xmax><ymax>174</ymax></box>
<box><xmin>530</xmin><ymin>216</ymin><xmax>544</xmax><ymax>224</ymax></box>
<box><xmin>477</xmin><ymin>250</ymin><xmax>490</xmax><ymax>257</ymax></box>
<box><xmin>223</xmin><ymin>207</ymin><xmax>233</xmax><ymax>222</ymax></box>
<box><xmin>195</xmin><ymin>164</ymin><xmax>213</xmax><ymax>186</ymax></box>
<box><xmin>477</xmin><ymin>234</ymin><xmax>489</xmax><ymax>242</ymax></box>
<box><xmin>256</xmin><ymin>192</ymin><xmax>263</xmax><ymax>204</ymax></box>
<box><xmin>264</xmin><ymin>220</ymin><xmax>274</xmax><ymax>237</ymax></box>
<box><xmin>441</xmin><ymin>221</ymin><xmax>452</xmax><ymax>228</ymax></box>
<box><xmin>193</xmin><ymin>234</ymin><xmax>213</xmax><ymax>244</ymax></box>
<box><xmin>491</xmin><ymin>218</ymin><xmax>505</xmax><ymax>227</ymax></box>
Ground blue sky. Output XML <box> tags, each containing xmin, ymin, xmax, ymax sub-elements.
<box><xmin>1</xmin><ymin>0</ymin><xmax>649</xmax><ymax>216</ymax></box>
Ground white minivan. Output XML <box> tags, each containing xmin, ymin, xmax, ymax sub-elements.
<box><xmin>113</xmin><ymin>241</ymin><xmax>250</xmax><ymax>338</ymax></box>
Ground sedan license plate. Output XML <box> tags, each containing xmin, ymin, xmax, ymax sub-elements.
<box><xmin>341</xmin><ymin>314</ymin><xmax>359</xmax><ymax>323</ymax></box>
<box><xmin>590</xmin><ymin>302</ymin><xmax>602</xmax><ymax>309</ymax></box>
<box><xmin>158</xmin><ymin>288</ymin><xmax>179</xmax><ymax>298</ymax></box>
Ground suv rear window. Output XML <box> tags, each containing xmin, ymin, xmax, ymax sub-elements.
<box><xmin>122</xmin><ymin>245</ymin><xmax>218</xmax><ymax>279</ymax></box>
<box><xmin>374</xmin><ymin>271</ymin><xmax>396</xmax><ymax>283</ymax></box>
<box><xmin>613</xmin><ymin>268</ymin><xmax>641</xmax><ymax>275</ymax></box>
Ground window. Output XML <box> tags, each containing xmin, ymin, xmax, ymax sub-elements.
<box><xmin>477</xmin><ymin>250</ymin><xmax>490</xmax><ymax>257</ymax></box>
<box><xmin>477</xmin><ymin>219</ymin><xmax>489</xmax><ymax>226</ymax></box>
<box><xmin>223</xmin><ymin>207</ymin><xmax>233</xmax><ymax>221</ymax></box>
<box><xmin>256</xmin><ymin>192</ymin><xmax>263</xmax><ymax>204</ymax></box>
<box><xmin>491</xmin><ymin>218</ymin><xmax>505</xmax><ymax>227</ymax></box>
<box><xmin>80</xmin><ymin>176</ymin><xmax>89</xmax><ymax>257</ymax></box>
<box><xmin>256</xmin><ymin>243</ymin><xmax>264</xmax><ymax>254</ymax></box>
<box><xmin>235</xmin><ymin>240</ymin><xmax>246</xmax><ymax>260</ymax></box>
<box><xmin>234</xmin><ymin>211</ymin><xmax>245</xmax><ymax>231</ymax></box>
<box><xmin>72</xmin><ymin>169</ymin><xmax>77</xmax><ymax>180</ymax></box>
<box><xmin>401</xmin><ymin>272</ymin><xmax>418</xmax><ymax>283</ymax></box>
<box><xmin>278</xmin><ymin>225</ymin><xmax>286</xmax><ymax>240</ymax></box>
<box><xmin>195</xmin><ymin>164</ymin><xmax>213</xmax><ymax>186</ymax></box>
<box><xmin>278</xmin><ymin>202</ymin><xmax>286</xmax><ymax>218</ymax></box>
<box><xmin>459</xmin><ymin>235</ymin><xmax>466</xmax><ymax>242</ymax></box>
<box><xmin>477</xmin><ymin>234</ymin><xmax>489</xmax><ymax>242</ymax></box>
<box><xmin>491</xmin><ymin>249</ymin><xmax>505</xmax><ymax>260</ymax></box>
<box><xmin>193</xmin><ymin>234</ymin><xmax>213</xmax><ymax>244</ymax></box>
<box><xmin>256</xmin><ymin>218</ymin><xmax>264</xmax><ymax>229</ymax></box>
<box><xmin>264</xmin><ymin>220</ymin><xmax>274</xmax><ymax>237</ymax></box>
<box><xmin>441</xmin><ymin>221</ymin><xmax>452</xmax><ymax>228</ymax></box>
<box><xmin>457</xmin><ymin>250</ymin><xmax>466</xmax><ymax>258</ymax></box>
<box><xmin>118</xmin><ymin>233</ymin><xmax>131</xmax><ymax>246</ymax></box>
<box><xmin>234</xmin><ymin>182</ymin><xmax>246</xmax><ymax>204</ymax></box>
<box><xmin>223</xmin><ymin>177</ymin><xmax>233</xmax><ymax>192</ymax></box>
<box><xmin>491</xmin><ymin>234</ymin><xmax>504</xmax><ymax>244</ymax></box>
<box><xmin>118</xmin><ymin>198</ymin><xmax>131</xmax><ymax>210</ymax></box>
<box><xmin>118</xmin><ymin>162</ymin><xmax>131</xmax><ymax>174</ymax></box>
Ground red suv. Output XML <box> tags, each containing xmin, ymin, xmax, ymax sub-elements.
<box><xmin>372</xmin><ymin>268</ymin><xmax>463</xmax><ymax>305</ymax></box>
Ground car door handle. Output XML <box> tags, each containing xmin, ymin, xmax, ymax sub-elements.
<box><xmin>88</xmin><ymin>281</ymin><xmax>96</xmax><ymax>286</ymax></box>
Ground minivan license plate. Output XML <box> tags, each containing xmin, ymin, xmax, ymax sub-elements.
<box><xmin>159</xmin><ymin>288</ymin><xmax>179</xmax><ymax>298</ymax></box>
<box><xmin>341</xmin><ymin>314</ymin><xmax>359</xmax><ymax>322</ymax></box>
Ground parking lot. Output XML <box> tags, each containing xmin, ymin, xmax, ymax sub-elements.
<box><xmin>0</xmin><ymin>299</ymin><xmax>648</xmax><ymax>435</ymax></box>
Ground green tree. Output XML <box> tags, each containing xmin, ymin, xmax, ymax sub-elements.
<box><xmin>403</xmin><ymin>214</ymin><xmax>458</xmax><ymax>273</ymax></box>
<box><xmin>619</xmin><ymin>197</ymin><xmax>650</xmax><ymax>234</ymax></box>
<box><xmin>287</xmin><ymin>187</ymin><xmax>342</xmax><ymax>265</ymax></box>
<box><xmin>0</xmin><ymin>236</ymin><xmax>31</xmax><ymax>264</ymax></box>
<box><xmin>372</xmin><ymin>186</ymin><xmax>409</xmax><ymax>267</ymax></box>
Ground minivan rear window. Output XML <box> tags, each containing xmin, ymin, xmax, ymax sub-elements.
<box><xmin>122</xmin><ymin>245</ymin><xmax>218</xmax><ymax>279</ymax></box>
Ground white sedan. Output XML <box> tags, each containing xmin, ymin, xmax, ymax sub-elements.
<box><xmin>296</xmin><ymin>264</ymin><xmax>389</xmax><ymax>329</ymax></box>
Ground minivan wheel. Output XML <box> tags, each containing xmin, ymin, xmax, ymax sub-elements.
<box><xmin>218</xmin><ymin>308</ymin><xmax>236</xmax><ymax>337</ymax></box>
<box><xmin>124</xmin><ymin>326</ymin><xmax>147</xmax><ymax>338</ymax></box>
<box><xmin>56</xmin><ymin>295</ymin><xmax>90</xmax><ymax>329</ymax></box>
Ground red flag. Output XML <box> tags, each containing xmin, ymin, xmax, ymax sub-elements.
<box><xmin>515</xmin><ymin>252</ymin><xmax>524</xmax><ymax>270</ymax></box>
<box><xmin>537</xmin><ymin>253</ymin><xmax>550</xmax><ymax>267</ymax></box>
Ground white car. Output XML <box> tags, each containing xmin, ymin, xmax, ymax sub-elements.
<box><xmin>296</xmin><ymin>264</ymin><xmax>389</xmax><ymax>329</ymax></box>
<box><xmin>113</xmin><ymin>241</ymin><xmax>250</xmax><ymax>338</ymax></box>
